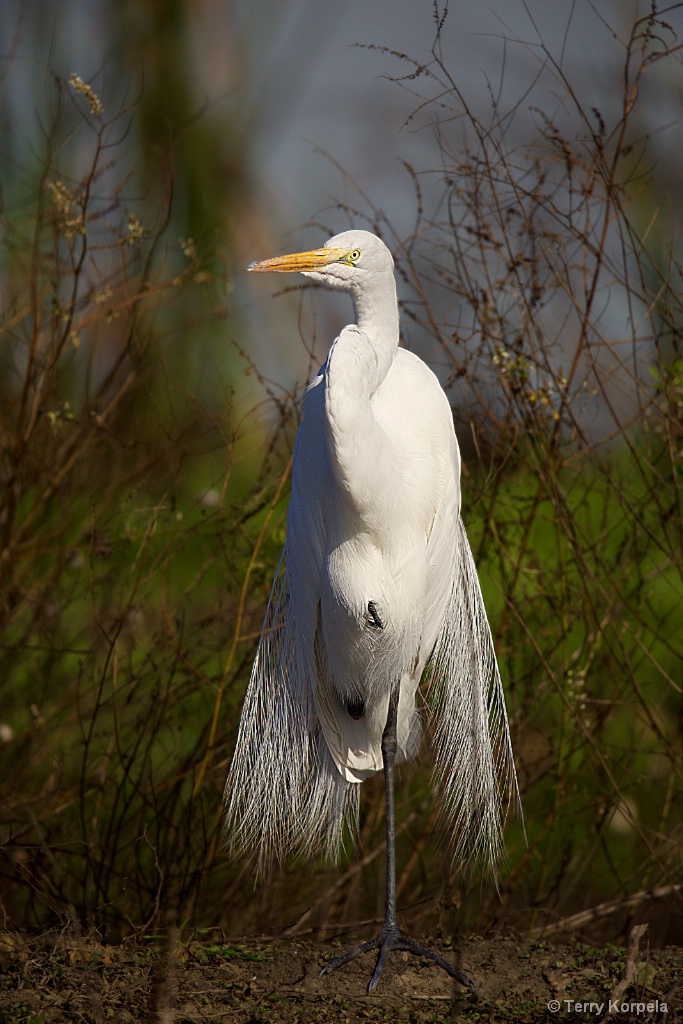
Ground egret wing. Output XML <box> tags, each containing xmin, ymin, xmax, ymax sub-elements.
<box><xmin>224</xmin><ymin>369</ymin><xmax>358</xmax><ymax>870</ymax></box>
<box><xmin>290</xmin><ymin>366</ymin><xmax>391</xmax><ymax>784</ymax></box>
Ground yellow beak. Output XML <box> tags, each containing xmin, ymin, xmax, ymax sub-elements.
<box><xmin>247</xmin><ymin>247</ymin><xmax>349</xmax><ymax>274</ymax></box>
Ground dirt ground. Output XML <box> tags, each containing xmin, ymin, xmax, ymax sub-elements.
<box><xmin>0</xmin><ymin>930</ymin><xmax>681</xmax><ymax>1023</ymax></box>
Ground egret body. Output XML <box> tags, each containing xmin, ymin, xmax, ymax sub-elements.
<box><xmin>225</xmin><ymin>230</ymin><xmax>518</xmax><ymax>992</ymax></box>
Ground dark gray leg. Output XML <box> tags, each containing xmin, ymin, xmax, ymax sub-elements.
<box><xmin>321</xmin><ymin>679</ymin><xmax>474</xmax><ymax>994</ymax></box>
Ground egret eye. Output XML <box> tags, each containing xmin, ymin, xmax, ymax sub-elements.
<box><xmin>347</xmin><ymin>248</ymin><xmax>361</xmax><ymax>264</ymax></box>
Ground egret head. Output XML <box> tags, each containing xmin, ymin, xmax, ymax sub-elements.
<box><xmin>247</xmin><ymin>230</ymin><xmax>394</xmax><ymax>296</ymax></box>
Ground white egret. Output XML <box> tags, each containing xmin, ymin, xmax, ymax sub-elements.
<box><xmin>224</xmin><ymin>230</ymin><xmax>519</xmax><ymax>993</ymax></box>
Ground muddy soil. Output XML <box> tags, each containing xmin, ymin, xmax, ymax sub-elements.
<box><xmin>0</xmin><ymin>931</ymin><xmax>681</xmax><ymax>1023</ymax></box>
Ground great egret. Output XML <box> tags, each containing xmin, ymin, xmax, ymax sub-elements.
<box><xmin>224</xmin><ymin>229</ymin><xmax>519</xmax><ymax>993</ymax></box>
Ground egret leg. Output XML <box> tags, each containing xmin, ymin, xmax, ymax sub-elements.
<box><xmin>321</xmin><ymin>679</ymin><xmax>474</xmax><ymax>994</ymax></box>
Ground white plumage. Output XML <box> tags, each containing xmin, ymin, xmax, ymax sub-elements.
<box><xmin>224</xmin><ymin>229</ymin><xmax>519</xmax><ymax>990</ymax></box>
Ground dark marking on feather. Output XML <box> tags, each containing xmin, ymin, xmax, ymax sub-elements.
<box><xmin>367</xmin><ymin>601</ymin><xmax>384</xmax><ymax>630</ymax></box>
<box><xmin>346</xmin><ymin>697</ymin><xmax>365</xmax><ymax>720</ymax></box>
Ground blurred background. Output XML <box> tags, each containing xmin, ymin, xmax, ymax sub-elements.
<box><xmin>1</xmin><ymin>0</ymin><xmax>682</xmax><ymax>952</ymax></box>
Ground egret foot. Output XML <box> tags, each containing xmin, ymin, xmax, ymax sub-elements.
<box><xmin>320</xmin><ymin>921</ymin><xmax>474</xmax><ymax>994</ymax></box>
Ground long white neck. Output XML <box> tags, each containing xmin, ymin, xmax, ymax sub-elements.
<box><xmin>323</xmin><ymin>272</ymin><xmax>400</xmax><ymax>530</ymax></box>
<box><xmin>351</xmin><ymin>272</ymin><xmax>399</xmax><ymax>394</ymax></box>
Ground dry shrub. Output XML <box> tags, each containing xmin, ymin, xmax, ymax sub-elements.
<box><xmin>0</xmin><ymin>70</ymin><xmax>290</xmax><ymax>938</ymax></box>
<box><xmin>1</xmin><ymin>2</ymin><xmax>682</xmax><ymax>952</ymax></box>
